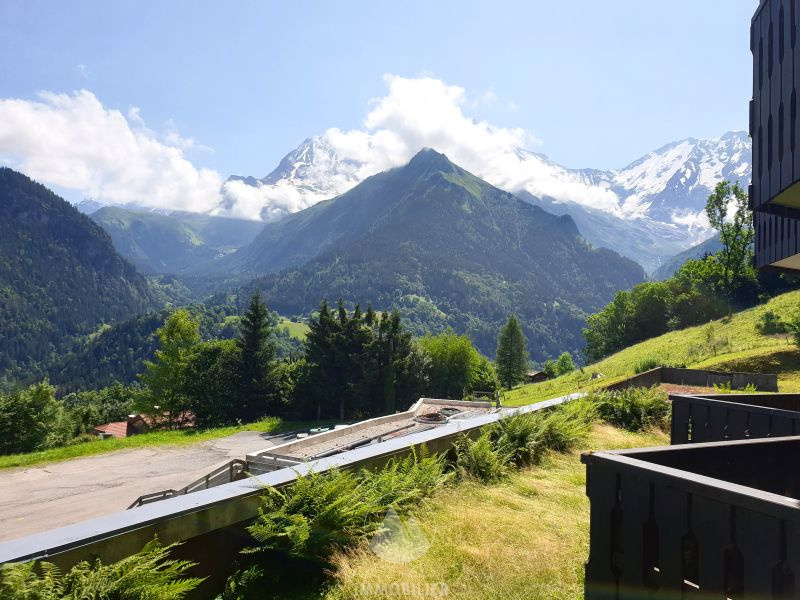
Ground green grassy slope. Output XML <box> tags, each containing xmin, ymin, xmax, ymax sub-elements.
<box><xmin>323</xmin><ymin>425</ymin><xmax>666</xmax><ymax>600</ymax></box>
<box><xmin>278</xmin><ymin>317</ymin><xmax>310</xmax><ymax>340</ymax></box>
<box><xmin>505</xmin><ymin>290</ymin><xmax>800</xmax><ymax>406</ymax></box>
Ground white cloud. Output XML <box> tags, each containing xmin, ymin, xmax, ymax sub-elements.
<box><xmin>313</xmin><ymin>74</ymin><xmax>625</xmax><ymax>216</ymax></box>
<box><xmin>0</xmin><ymin>90</ymin><xmax>223</xmax><ymax>213</ymax></box>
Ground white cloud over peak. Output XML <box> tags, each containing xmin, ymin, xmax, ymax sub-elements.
<box><xmin>0</xmin><ymin>76</ymin><xmax>743</xmax><ymax>228</ymax></box>
<box><xmin>220</xmin><ymin>74</ymin><xmax>626</xmax><ymax>220</ymax></box>
<box><xmin>0</xmin><ymin>90</ymin><xmax>222</xmax><ymax>213</ymax></box>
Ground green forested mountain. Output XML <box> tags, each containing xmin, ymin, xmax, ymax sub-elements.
<box><xmin>0</xmin><ymin>168</ymin><xmax>153</xmax><ymax>380</ymax></box>
<box><xmin>45</xmin><ymin>303</ymin><xmax>303</xmax><ymax>393</ymax></box>
<box><xmin>240</xmin><ymin>150</ymin><xmax>645</xmax><ymax>359</ymax></box>
<box><xmin>90</xmin><ymin>206</ymin><xmax>264</xmax><ymax>274</ymax></box>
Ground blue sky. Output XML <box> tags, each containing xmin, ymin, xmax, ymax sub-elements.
<box><xmin>0</xmin><ymin>0</ymin><xmax>756</xmax><ymax>211</ymax></box>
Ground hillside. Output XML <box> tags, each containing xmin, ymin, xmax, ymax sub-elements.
<box><xmin>506</xmin><ymin>289</ymin><xmax>800</xmax><ymax>406</ymax></box>
<box><xmin>45</xmin><ymin>304</ymin><xmax>304</xmax><ymax>393</ymax></box>
<box><xmin>236</xmin><ymin>149</ymin><xmax>645</xmax><ymax>359</ymax></box>
<box><xmin>91</xmin><ymin>207</ymin><xmax>263</xmax><ymax>274</ymax></box>
<box><xmin>0</xmin><ymin>168</ymin><xmax>153</xmax><ymax>380</ymax></box>
<box><xmin>517</xmin><ymin>190</ymin><xmax>689</xmax><ymax>274</ymax></box>
<box><xmin>652</xmin><ymin>234</ymin><xmax>723</xmax><ymax>280</ymax></box>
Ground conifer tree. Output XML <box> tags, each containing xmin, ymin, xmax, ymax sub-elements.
<box><xmin>496</xmin><ymin>314</ymin><xmax>529</xmax><ymax>389</ymax></box>
<box><xmin>237</xmin><ymin>292</ymin><xmax>275</xmax><ymax>420</ymax></box>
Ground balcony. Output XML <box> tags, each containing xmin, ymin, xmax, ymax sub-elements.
<box><xmin>584</xmin><ymin>393</ymin><xmax>800</xmax><ymax>599</ymax></box>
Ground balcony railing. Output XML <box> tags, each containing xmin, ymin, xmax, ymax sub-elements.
<box><xmin>671</xmin><ymin>393</ymin><xmax>800</xmax><ymax>444</ymax></box>
<box><xmin>583</xmin><ymin>435</ymin><xmax>800</xmax><ymax>599</ymax></box>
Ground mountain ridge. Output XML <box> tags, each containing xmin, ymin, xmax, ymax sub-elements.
<box><xmin>235</xmin><ymin>149</ymin><xmax>644</xmax><ymax>358</ymax></box>
<box><xmin>218</xmin><ymin>131</ymin><xmax>750</xmax><ymax>271</ymax></box>
<box><xmin>0</xmin><ymin>168</ymin><xmax>153</xmax><ymax>379</ymax></box>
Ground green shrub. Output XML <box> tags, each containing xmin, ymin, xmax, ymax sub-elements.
<box><xmin>0</xmin><ymin>539</ymin><xmax>202</xmax><ymax>599</ymax></box>
<box><xmin>590</xmin><ymin>387</ymin><xmax>670</xmax><ymax>432</ymax></box>
<box><xmin>633</xmin><ymin>358</ymin><xmax>663</xmax><ymax>374</ymax></box>
<box><xmin>245</xmin><ymin>449</ymin><xmax>450</xmax><ymax>563</ymax></box>
<box><xmin>712</xmin><ymin>382</ymin><xmax>758</xmax><ymax>394</ymax></box>
<box><xmin>452</xmin><ymin>429</ymin><xmax>511</xmax><ymax>483</ymax></box>
<box><xmin>360</xmin><ymin>447</ymin><xmax>452</xmax><ymax>506</ymax></box>
<box><xmin>495</xmin><ymin>402</ymin><xmax>594</xmax><ymax>466</ymax></box>
<box><xmin>756</xmin><ymin>310</ymin><xmax>789</xmax><ymax>335</ymax></box>
<box><xmin>65</xmin><ymin>433</ymin><xmax>101</xmax><ymax>447</ymax></box>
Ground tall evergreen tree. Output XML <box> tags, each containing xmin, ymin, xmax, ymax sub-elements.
<box><xmin>237</xmin><ymin>292</ymin><xmax>275</xmax><ymax>420</ymax></box>
<box><xmin>303</xmin><ymin>299</ymin><xmax>340</xmax><ymax>420</ymax></box>
<box><xmin>496</xmin><ymin>314</ymin><xmax>529</xmax><ymax>389</ymax></box>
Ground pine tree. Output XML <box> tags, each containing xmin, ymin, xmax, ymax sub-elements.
<box><xmin>237</xmin><ymin>293</ymin><xmax>275</xmax><ymax>421</ymax></box>
<box><xmin>303</xmin><ymin>299</ymin><xmax>340</xmax><ymax>420</ymax></box>
<box><xmin>496</xmin><ymin>314</ymin><xmax>529</xmax><ymax>390</ymax></box>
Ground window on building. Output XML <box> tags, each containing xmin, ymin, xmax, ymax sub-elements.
<box><xmin>760</xmin><ymin>37</ymin><xmax>765</xmax><ymax>89</ymax></box>
<box><xmin>793</xmin><ymin>0</ymin><xmax>798</xmax><ymax>48</ymax></box>
<box><xmin>759</xmin><ymin>125</ymin><xmax>764</xmax><ymax>176</ymax></box>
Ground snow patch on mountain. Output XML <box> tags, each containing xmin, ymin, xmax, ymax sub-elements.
<box><xmin>218</xmin><ymin>130</ymin><xmax>751</xmax><ymax>262</ymax></box>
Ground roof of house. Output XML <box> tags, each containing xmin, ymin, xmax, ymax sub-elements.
<box><xmin>92</xmin><ymin>422</ymin><xmax>129</xmax><ymax>438</ymax></box>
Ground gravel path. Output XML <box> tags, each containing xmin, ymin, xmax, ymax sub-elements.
<box><xmin>0</xmin><ymin>431</ymin><xmax>282</xmax><ymax>542</ymax></box>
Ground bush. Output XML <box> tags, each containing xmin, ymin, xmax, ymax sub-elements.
<box><xmin>540</xmin><ymin>352</ymin><xmax>576</xmax><ymax>380</ymax></box>
<box><xmin>756</xmin><ymin>310</ymin><xmax>789</xmax><ymax>335</ymax></box>
<box><xmin>590</xmin><ymin>387</ymin><xmax>670</xmax><ymax>432</ymax></box>
<box><xmin>65</xmin><ymin>433</ymin><xmax>101</xmax><ymax>447</ymax></box>
<box><xmin>245</xmin><ymin>449</ymin><xmax>450</xmax><ymax>563</ymax></box>
<box><xmin>633</xmin><ymin>358</ymin><xmax>663</xmax><ymax>374</ymax></box>
<box><xmin>495</xmin><ymin>402</ymin><xmax>594</xmax><ymax>467</ymax></box>
<box><xmin>0</xmin><ymin>382</ymin><xmax>71</xmax><ymax>455</ymax></box>
<box><xmin>0</xmin><ymin>539</ymin><xmax>202</xmax><ymax>599</ymax></box>
<box><xmin>452</xmin><ymin>429</ymin><xmax>511</xmax><ymax>483</ymax></box>
<box><xmin>712</xmin><ymin>382</ymin><xmax>758</xmax><ymax>394</ymax></box>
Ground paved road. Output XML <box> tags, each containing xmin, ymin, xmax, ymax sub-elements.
<box><xmin>0</xmin><ymin>431</ymin><xmax>282</xmax><ymax>542</ymax></box>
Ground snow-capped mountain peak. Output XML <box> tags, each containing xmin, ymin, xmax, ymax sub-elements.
<box><xmin>219</xmin><ymin>136</ymin><xmax>366</xmax><ymax>221</ymax></box>
<box><xmin>216</xmin><ymin>130</ymin><xmax>751</xmax><ymax>271</ymax></box>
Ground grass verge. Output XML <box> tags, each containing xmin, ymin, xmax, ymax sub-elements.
<box><xmin>0</xmin><ymin>418</ymin><xmax>333</xmax><ymax>470</ymax></box>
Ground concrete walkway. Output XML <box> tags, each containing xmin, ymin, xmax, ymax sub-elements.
<box><xmin>0</xmin><ymin>431</ymin><xmax>284</xmax><ymax>542</ymax></box>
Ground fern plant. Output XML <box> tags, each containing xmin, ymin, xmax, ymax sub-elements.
<box><xmin>0</xmin><ymin>539</ymin><xmax>202</xmax><ymax>600</ymax></box>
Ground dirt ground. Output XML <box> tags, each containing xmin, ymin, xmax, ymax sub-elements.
<box><xmin>0</xmin><ymin>431</ymin><xmax>286</xmax><ymax>542</ymax></box>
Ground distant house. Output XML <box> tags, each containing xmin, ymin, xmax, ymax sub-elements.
<box><xmin>92</xmin><ymin>415</ymin><xmax>149</xmax><ymax>439</ymax></box>
<box><xmin>526</xmin><ymin>370</ymin><xmax>549</xmax><ymax>384</ymax></box>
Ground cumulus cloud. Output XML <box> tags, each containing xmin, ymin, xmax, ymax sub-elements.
<box><xmin>311</xmin><ymin>75</ymin><xmax>626</xmax><ymax>216</ymax></box>
<box><xmin>0</xmin><ymin>90</ymin><xmax>223</xmax><ymax>213</ymax></box>
<box><xmin>0</xmin><ymin>76</ymin><xmax>690</xmax><ymax>224</ymax></box>
<box><xmin>220</xmin><ymin>74</ymin><xmax>627</xmax><ymax>221</ymax></box>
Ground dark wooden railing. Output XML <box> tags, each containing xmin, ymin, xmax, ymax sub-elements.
<box><xmin>583</xmin><ymin>436</ymin><xmax>800</xmax><ymax>599</ymax></box>
<box><xmin>670</xmin><ymin>393</ymin><xmax>800</xmax><ymax>444</ymax></box>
